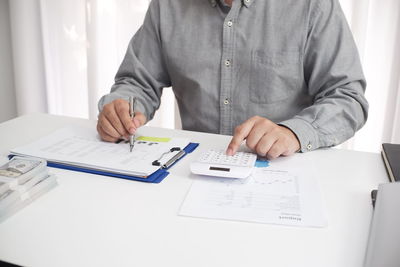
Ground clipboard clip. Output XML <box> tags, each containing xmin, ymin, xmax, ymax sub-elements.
<box><xmin>152</xmin><ymin>147</ymin><xmax>186</xmax><ymax>169</ymax></box>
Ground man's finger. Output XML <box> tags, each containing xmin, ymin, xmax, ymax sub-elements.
<box><xmin>98</xmin><ymin>115</ymin><xmax>122</xmax><ymax>139</ymax></box>
<box><xmin>97</xmin><ymin>123</ymin><xmax>119</xmax><ymax>143</ymax></box>
<box><xmin>133</xmin><ymin>112</ymin><xmax>147</xmax><ymax>128</ymax></box>
<box><xmin>266</xmin><ymin>138</ymin><xmax>287</xmax><ymax>159</ymax></box>
<box><xmin>114</xmin><ymin>100</ymin><xmax>135</xmax><ymax>134</ymax></box>
<box><xmin>245</xmin><ymin>121</ymin><xmax>273</xmax><ymax>150</ymax></box>
<box><xmin>106</xmin><ymin>106</ymin><xmax>130</xmax><ymax>138</ymax></box>
<box><xmin>226</xmin><ymin>119</ymin><xmax>256</xmax><ymax>155</ymax></box>
<box><xmin>255</xmin><ymin>132</ymin><xmax>279</xmax><ymax>157</ymax></box>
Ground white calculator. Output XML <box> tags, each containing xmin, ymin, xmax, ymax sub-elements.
<box><xmin>190</xmin><ymin>149</ymin><xmax>257</xmax><ymax>179</ymax></box>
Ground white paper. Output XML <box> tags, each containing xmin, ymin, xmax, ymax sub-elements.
<box><xmin>179</xmin><ymin>155</ymin><xmax>327</xmax><ymax>227</ymax></box>
<box><xmin>11</xmin><ymin>127</ymin><xmax>191</xmax><ymax>177</ymax></box>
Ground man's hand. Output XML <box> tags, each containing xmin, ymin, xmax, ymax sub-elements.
<box><xmin>226</xmin><ymin>116</ymin><xmax>300</xmax><ymax>159</ymax></box>
<box><xmin>97</xmin><ymin>99</ymin><xmax>147</xmax><ymax>142</ymax></box>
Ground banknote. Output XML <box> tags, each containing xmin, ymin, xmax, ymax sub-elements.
<box><xmin>0</xmin><ymin>180</ymin><xmax>8</xmax><ymax>195</ymax></box>
<box><xmin>0</xmin><ymin>158</ymin><xmax>41</xmax><ymax>178</ymax></box>
<box><xmin>8</xmin><ymin>158</ymin><xmax>41</xmax><ymax>173</ymax></box>
<box><xmin>0</xmin><ymin>169</ymin><xmax>20</xmax><ymax>178</ymax></box>
<box><xmin>0</xmin><ymin>157</ymin><xmax>47</xmax><ymax>189</ymax></box>
<box><xmin>0</xmin><ymin>189</ymin><xmax>13</xmax><ymax>201</ymax></box>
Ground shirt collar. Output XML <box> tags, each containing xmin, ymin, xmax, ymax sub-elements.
<box><xmin>209</xmin><ymin>0</ymin><xmax>254</xmax><ymax>8</ymax></box>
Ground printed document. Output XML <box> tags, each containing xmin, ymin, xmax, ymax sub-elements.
<box><xmin>10</xmin><ymin>127</ymin><xmax>191</xmax><ymax>177</ymax></box>
<box><xmin>179</xmin><ymin>155</ymin><xmax>327</xmax><ymax>227</ymax></box>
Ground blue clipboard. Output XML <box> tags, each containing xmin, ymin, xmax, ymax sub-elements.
<box><xmin>9</xmin><ymin>143</ymin><xmax>199</xmax><ymax>184</ymax></box>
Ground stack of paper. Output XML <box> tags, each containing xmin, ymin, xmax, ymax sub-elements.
<box><xmin>0</xmin><ymin>156</ymin><xmax>57</xmax><ymax>222</ymax></box>
<box><xmin>180</xmin><ymin>155</ymin><xmax>328</xmax><ymax>228</ymax></box>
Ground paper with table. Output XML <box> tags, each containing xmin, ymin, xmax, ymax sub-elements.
<box><xmin>10</xmin><ymin>126</ymin><xmax>197</xmax><ymax>183</ymax></box>
<box><xmin>179</xmin><ymin>155</ymin><xmax>327</xmax><ymax>227</ymax></box>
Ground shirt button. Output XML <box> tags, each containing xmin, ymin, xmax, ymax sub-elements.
<box><xmin>227</xmin><ymin>21</ymin><xmax>233</xmax><ymax>27</ymax></box>
<box><xmin>224</xmin><ymin>60</ymin><xmax>231</xmax><ymax>67</ymax></box>
<box><xmin>307</xmin><ymin>144</ymin><xmax>312</xmax><ymax>150</ymax></box>
<box><xmin>223</xmin><ymin>99</ymin><xmax>229</xmax><ymax>105</ymax></box>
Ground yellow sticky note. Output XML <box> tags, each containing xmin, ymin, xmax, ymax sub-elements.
<box><xmin>136</xmin><ymin>136</ymin><xmax>171</xmax><ymax>143</ymax></box>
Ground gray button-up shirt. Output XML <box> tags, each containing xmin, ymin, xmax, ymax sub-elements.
<box><xmin>98</xmin><ymin>0</ymin><xmax>368</xmax><ymax>152</ymax></box>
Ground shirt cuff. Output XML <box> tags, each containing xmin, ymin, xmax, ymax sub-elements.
<box><xmin>278</xmin><ymin>118</ymin><xmax>320</xmax><ymax>152</ymax></box>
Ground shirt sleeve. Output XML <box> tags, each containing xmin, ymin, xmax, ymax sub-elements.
<box><xmin>98</xmin><ymin>0</ymin><xmax>170</xmax><ymax>121</ymax></box>
<box><xmin>279</xmin><ymin>0</ymin><xmax>369</xmax><ymax>152</ymax></box>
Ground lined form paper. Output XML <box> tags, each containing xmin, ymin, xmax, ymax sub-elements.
<box><xmin>11</xmin><ymin>127</ymin><xmax>190</xmax><ymax>177</ymax></box>
<box><xmin>179</xmin><ymin>156</ymin><xmax>327</xmax><ymax>227</ymax></box>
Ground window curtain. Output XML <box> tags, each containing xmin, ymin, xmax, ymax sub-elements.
<box><xmin>9</xmin><ymin>0</ymin><xmax>177</xmax><ymax>129</ymax></box>
<box><xmin>8</xmin><ymin>0</ymin><xmax>400</xmax><ymax>152</ymax></box>
<box><xmin>339</xmin><ymin>0</ymin><xmax>400</xmax><ymax>152</ymax></box>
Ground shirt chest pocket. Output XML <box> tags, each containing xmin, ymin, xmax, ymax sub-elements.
<box><xmin>250</xmin><ymin>50</ymin><xmax>303</xmax><ymax>104</ymax></box>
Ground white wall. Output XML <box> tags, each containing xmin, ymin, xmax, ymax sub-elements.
<box><xmin>0</xmin><ymin>0</ymin><xmax>17</xmax><ymax>123</ymax></box>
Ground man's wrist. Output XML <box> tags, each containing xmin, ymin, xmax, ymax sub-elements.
<box><xmin>278</xmin><ymin>118</ymin><xmax>319</xmax><ymax>152</ymax></box>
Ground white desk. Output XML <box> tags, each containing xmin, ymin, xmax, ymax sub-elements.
<box><xmin>0</xmin><ymin>114</ymin><xmax>388</xmax><ymax>267</ymax></box>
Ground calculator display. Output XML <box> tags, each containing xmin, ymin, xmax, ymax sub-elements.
<box><xmin>209</xmin><ymin>166</ymin><xmax>230</xmax><ymax>172</ymax></box>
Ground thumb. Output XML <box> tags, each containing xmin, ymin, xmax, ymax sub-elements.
<box><xmin>133</xmin><ymin>111</ymin><xmax>147</xmax><ymax>128</ymax></box>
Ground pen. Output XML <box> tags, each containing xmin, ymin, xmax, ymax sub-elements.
<box><xmin>371</xmin><ymin>189</ymin><xmax>378</xmax><ymax>208</ymax></box>
<box><xmin>129</xmin><ymin>96</ymin><xmax>136</xmax><ymax>152</ymax></box>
